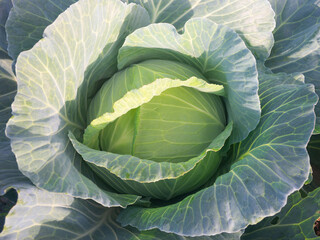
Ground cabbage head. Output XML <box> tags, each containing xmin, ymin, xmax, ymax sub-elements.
<box><xmin>0</xmin><ymin>0</ymin><xmax>319</xmax><ymax>239</ymax></box>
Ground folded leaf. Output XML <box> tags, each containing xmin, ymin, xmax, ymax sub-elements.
<box><xmin>123</xmin><ymin>0</ymin><xmax>275</xmax><ymax>59</ymax></box>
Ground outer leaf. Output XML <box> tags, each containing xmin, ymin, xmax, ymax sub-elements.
<box><xmin>266</xmin><ymin>0</ymin><xmax>320</xmax><ymax>133</ymax></box>
<box><xmin>117</xmin><ymin>70</ymin><xmax>318</xmax><ymax>236</ymax></box>
<box><xmin>0</xmin><ymin>9</ymin><xmax>30</xmax><ymax>230</ymax></box>
<box><xmin>123</xmin><ymin>0</ymin><xmax>275</xmax><ymax>59</ymax></box>
<box><xmin>1</xmin><ymin>185</ymin><xmax>139</xmax><ymax>239</ymax></box>
<box><xmin>137</xmin><ymin>230</ymin><xmax>244</xmax><ymax>240</ymax></box>
<box><xmin>242</xmin><ymin>188</ymin><xmax>320</xmax><ymax>240</ymax></box>
<box><xmin>0</xmin><ymin>183</ymin><xmax>242</xmax><ymax>239</ymax></box>
<box><xmin>118</xmin><ymin>18</ymin><xmax>260</xmax><ymax>144</ymax></box>
<box><xmin>5</xmin><ymin>0</ymin><xmax>77</xmax><ymax>61</ymax></box>
<box><xmin>6</xmin><ymin>0</ymin><xmax>151</xmax><ymax>207</ymax></box>
<box><xmin>0</xmin><ymin>0</ymin><xmax>12</xmax><ymax>58</ymax></box>
<box><xmin>71</xmin><ymin>122</ymin><xmax>232</xmax><ymax>200</ymax></box>
<box><xmin>0</xmin><ymin>59</ymin><xmax>29</xmax><ymax>194</ymax></box>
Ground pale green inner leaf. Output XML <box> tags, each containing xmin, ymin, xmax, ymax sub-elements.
<box><xmin>101</xmin><ymin>86</ymin><xmax>226</xmax><ymax>163</ymax></box>
<box><xmin>84</xmin><ymin>76</ymin><xmax>225</xmax><ymax>152</ymax></box>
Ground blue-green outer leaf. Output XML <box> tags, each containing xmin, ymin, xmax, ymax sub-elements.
<box><xmin>1</xmin><ymin>185</ymin><xmax>141</xmax><ymax>239</ymax></box>
<box><xmin>6</xmin><ymin>0</ymin><xmax>151</xmax><ymax>207</ymax></box>
<box><xmin>0</xmin><ymin>59</ymin><xmax>29</xmax><ymax>195</ymax></box>
<box><xmin>0</xmin><ymin>0</ymin><xmax>12</xmax><ymax>58</ymax></box>
<box><xmin>266</xmin><ymin>0</ymin><xmax>320</xmax><ymax>133</ymax></box>
<box><xmin>0</xmin><ymin>183</ymin><xmax>243</xmax><ymax>239</ymax></box>
<box><xmin>117</xmin><ymin>70</ymin><xmax>318</xmax><ymax>236</ymax></box>
<box><xmin>123</xmin><ymin>0</ymin><xmax>275</xmax><ymax>59</ymax></box>
<box><xmin>5</xmin><ymin>0</ymin><xmax>77</xmax><ymax>61</ymax></box>
<box><xmin>242</xmin><ymin>188</ymin><xmax>320</xmax><ymax>240</ymax></box>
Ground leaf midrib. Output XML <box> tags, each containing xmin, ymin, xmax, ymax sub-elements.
<box><xmin>131</xmin><ymin>107</ymin><xmax>141</xmax><ymax>156</ymax></box>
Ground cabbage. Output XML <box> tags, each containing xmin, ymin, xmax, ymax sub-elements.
<box><xmin>0</xmin><ymin>0</ymin><xmax>319</xmax><ymax>239</ymax></box>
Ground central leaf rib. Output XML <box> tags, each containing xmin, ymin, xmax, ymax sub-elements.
<box><xmin>131</xmin><ymin>106</ymin><xmax>141</xmax><ymax>156</ymax></box>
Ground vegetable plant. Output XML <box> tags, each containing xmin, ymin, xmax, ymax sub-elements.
<box><xmin>0</xmin><ymin>0</ymin><xmax>319</xmax><ymax>239</ymax></box>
